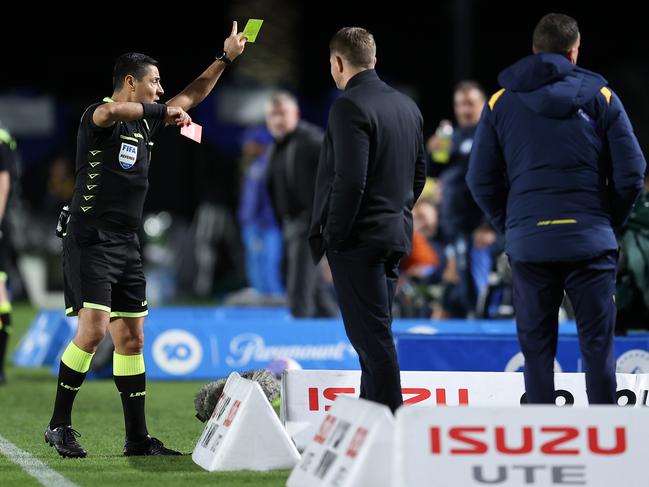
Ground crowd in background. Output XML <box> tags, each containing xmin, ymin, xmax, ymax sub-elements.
<box><xmin>1</xmin><ymin>81</ymin><xmax>648</xmax><ymax>327</ymax></box>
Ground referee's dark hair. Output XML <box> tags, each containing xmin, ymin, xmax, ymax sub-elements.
<box><xmin>113</xmin><ymin>53</ymin><xmax>159</xmax><ymax>91</ymax></box>
<box><xmin>330</xmin><ymin>27</ymin><xmax>376</xmax><ymax>68</ymax></box>
<box><xmin>533</xmin><ymin>13</ymin><xmax>579</xmax><ymax>54</ymax></box>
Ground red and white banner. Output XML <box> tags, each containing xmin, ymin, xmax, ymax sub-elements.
<box><xmin>281</xmin><ymin>370</ymin><xmax>649</xmax><ymax>450</ymax></box>
<box><xmin>395</xmin><ymin>406</ymin><xmax>649</xmax><ymax>487</ymax></box>
<box><xmin>287</xmin><ymin>396</ymin><xmax>394</xmax><ymax>487</ymax></box>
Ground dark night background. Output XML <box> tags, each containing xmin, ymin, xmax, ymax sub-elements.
<box><xmin>1</xmin><ymin>0</ymin><xmax>647</xmax><ymax>220</ymax></box>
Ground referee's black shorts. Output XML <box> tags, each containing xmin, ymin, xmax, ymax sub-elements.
<box><xmin>63</xmin><ymin>219</ymin><xmax>148</xmax><ymax>318</ymax></box>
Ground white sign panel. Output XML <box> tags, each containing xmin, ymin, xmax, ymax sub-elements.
<box><xmin>282</xmin><ymin>371</ymin><xmax>649</xmax><ymax>451</ymax></box>
<box><xmin>192</xmin><ymin>372</ymin><xmax>299</xmax><ymax>471</ymax></box>
<box><xmin>287</xmin><ymin>396</ymin><xmax>394</xmax><ymax>487</ymax></box>
<box><xmin>395</xmin><ymin>406</ymin><xmax>649</xmax><ymax>487</ymax></box>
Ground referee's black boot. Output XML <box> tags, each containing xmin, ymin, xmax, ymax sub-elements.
<box><xmin>44</xmin><ymin>425</ymin><xmax>87</xmax><ymax>458</ymax></box>
<box><xmin>123</xmin><ymin>435</ymin><xmax>182</xmax><ymax>456</ymax></box>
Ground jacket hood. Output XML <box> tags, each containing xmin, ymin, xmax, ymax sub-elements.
<box><xmin>497</xmin><ymin>53</ymin><xmax>607</xmax><ymax>117</ymax></box>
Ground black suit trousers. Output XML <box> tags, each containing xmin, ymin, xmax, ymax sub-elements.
<box><xmin>327</xmin><ymin>245</ymin><xmax>404</xmax><ymax>412</ymax></box>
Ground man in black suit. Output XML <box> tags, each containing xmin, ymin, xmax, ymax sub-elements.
<box><xmin>309</xmin><ymin>27</ymin><xmax>427</xmax><ymax>412</ymax></box>
<box><xmin>265</xmin><ymin>91</ymin><xmax>337</xmax><ymax>318</ymax></box>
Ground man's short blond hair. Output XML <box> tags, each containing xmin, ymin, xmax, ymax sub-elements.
<box><xmin>329</xmin><ymin>27</ymin><xmax>376</xmax><ymax>68</ymax></box>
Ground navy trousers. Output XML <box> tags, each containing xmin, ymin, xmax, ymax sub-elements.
<box><xmin>327</xmin><ymin>246</ymin><xmax>404</xmax><ymax>413</ymax></box>
<box><xmin>510</xmin><ymin>251</ymin><xmax>618</xmax><ymax>404</ymax></box>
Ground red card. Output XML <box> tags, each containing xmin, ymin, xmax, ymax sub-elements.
<box><xmin>180</xmin><ymin>122</ymin><xmax>202</xmax><ymax>143</ymax></box>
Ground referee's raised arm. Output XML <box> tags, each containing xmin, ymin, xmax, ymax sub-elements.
<box><xmin>166</xmin><ymin>21</ymin><xmax>247</xmax><ymax>112</ymax></box>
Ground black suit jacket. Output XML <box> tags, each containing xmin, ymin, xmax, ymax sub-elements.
<box><xmin>309</xmin><ymin>69</ymin><xmax>427</xmax><ymax>263</ymax></box>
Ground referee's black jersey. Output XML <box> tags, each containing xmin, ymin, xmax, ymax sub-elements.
<box><xmin>70</xmin><ymin>97</ymin><xmax>165</xmax><ymax>230</ymax></box>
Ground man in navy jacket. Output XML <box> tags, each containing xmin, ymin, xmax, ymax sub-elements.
<box><xmin>467</xmin><ymin>13</ymin><xmax>646</xmax><ymax>404</ymax></box>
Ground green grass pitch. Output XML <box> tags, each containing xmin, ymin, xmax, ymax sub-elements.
<box><xmin>0</xmin><ymin>303</ymin><xmax>291</xmax><ymax>486</ymax></box>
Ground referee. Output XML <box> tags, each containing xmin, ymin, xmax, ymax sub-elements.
<box><xmin>45</xmin><ymin>23</ymin><xmax>247</xmax><ymax>458</ymax></box>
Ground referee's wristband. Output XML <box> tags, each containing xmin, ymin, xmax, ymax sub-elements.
<box><xmin>215</xmin><ymin>50</ymin><xmax>232</xmax><ymax>65</ymax></box>
<box><xmin>141</xmin><ymin>103</ymin><xmax>167</xmax><ymax>119</ymax></box>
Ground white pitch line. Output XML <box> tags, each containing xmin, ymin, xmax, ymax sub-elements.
<box><xmin>0</xmin><ymin>434</ymin><xmax>79</xmax><ymax>487</ymax></box>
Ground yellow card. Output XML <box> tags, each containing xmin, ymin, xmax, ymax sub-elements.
<box><xmin>242</xmin><ymin>19</ymin><xmax>263</xmax><ymax>43</ymax></box>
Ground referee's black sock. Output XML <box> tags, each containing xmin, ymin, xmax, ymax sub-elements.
<box><xmin>49</xmin><ymin>342</ymin><xmax>94</xmax><ymax>428</ymax></box>
<box><xmin>0</xmin><ymin>311</ymin><xmax>11</xmax><ymax>380</ymax></box>
<box><xmin>113</xmin><ymin>353</ymin><xmax>148</xmax><ymax>442</ymax></box>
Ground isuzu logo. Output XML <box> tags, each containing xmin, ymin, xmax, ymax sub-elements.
<box><xmin>430</xmin><ymin>425</ymin><xmax>627</xmax><ymax>455</ymax></box>
<box><xmin>308</xmin><ymin>387</ymin><xmax>470</xmax><ymax>411</ymax></box>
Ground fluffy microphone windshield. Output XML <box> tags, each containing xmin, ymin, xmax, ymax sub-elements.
<box><xmin>194</xmin><ymin>369</ymin><xmax>280</xmax><ymax>422</ymax></box>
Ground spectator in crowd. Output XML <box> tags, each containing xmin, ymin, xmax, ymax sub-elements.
<box><xmin>43</xmin><ymin>155</ymin><xmax>75</xmax><ymax>217</ymax></box>
<box><xmin>265</xmin><ymin>91</ymin><xmax>337</xmax><ymax>317</ymax></box>
<box><xmin>616</xmin><ymin>175</ymin><xmax>649</xmax><ymax>331</ymax></box>
<box><xmin>428</xmin><ymin>81</ymin><xmax>496</xmax><ymax>317</ymax></box>
<box><xmin>237</xmin><ymin>126</ymin><xmax>284</xmax><ymax>296</ymax></box>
